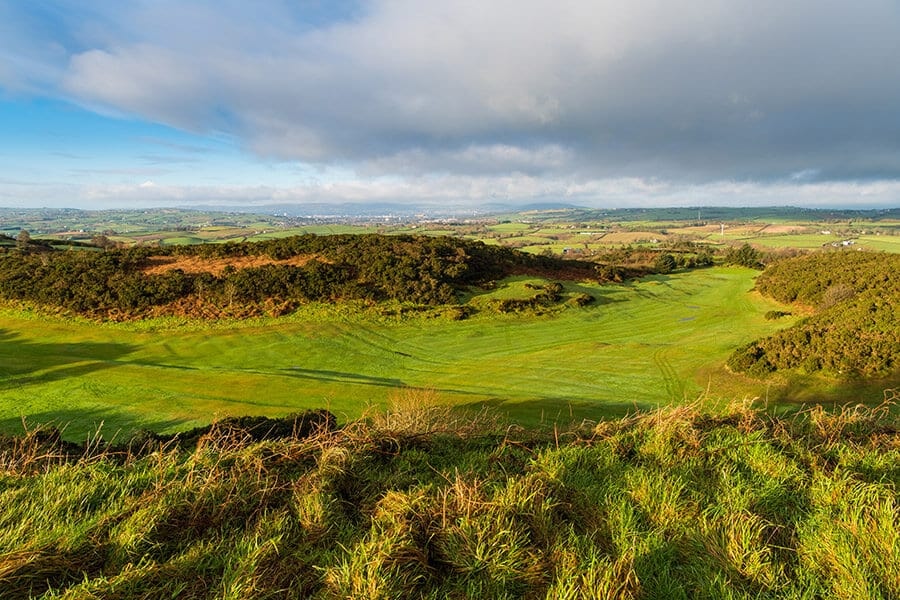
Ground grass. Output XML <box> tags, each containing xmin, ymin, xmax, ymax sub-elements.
<box><xmin>720</xmin><ymin>232</ymin><xmax>900</xmax><ymax>253</ymax></box>
<box><xmin>854</xmin><ymin>235</ymin><xmax>900</xmax><ymax>253</ymax></box>
<box><xmin>745</xmin><ymin>234</ymin><xmax>844</xmax><ymax>249</ymax></box>
<box><xmin>488</xmin><ymin>222</ymin><xmax>534</xmax><ymax>233</ymax></box>
<box><xmin>1</xmin><ymin>267</ymin><xmax>894</xmax><ymax>439</ymax></box>
<box><xmin>0</xmin><ymin>267</ymin><xmax>811</xmax><ymax>439</ymax></box>
<box><xmin>0</xmin><ymin>400</ymin><xmax>897</xmax><ymax>599</ymax></box>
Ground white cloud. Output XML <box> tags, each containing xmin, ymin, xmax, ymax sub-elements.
<box><xmin>5</xmin><ymin>173</ymin><xmax>900</xmax><ymax>211</ymax></box>
<box><xmin>65</xmin><ymin>45</ymin><xmax>218</xmax><ymax>130</ymax></box>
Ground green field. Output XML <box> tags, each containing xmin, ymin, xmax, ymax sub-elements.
<box><xmin>1</xmin><ymin>267</ymin><xmax>850</xmax><ymax>439</ymax></box>
<box><xmin>851</xmin><ymin>234</ymin><xmax>900</xmax><ymax>252</ymax></box>
<box><xmin>745</xmin><ymin>233</ymin><xmax>900</xmax><ymax>252</ymax></box>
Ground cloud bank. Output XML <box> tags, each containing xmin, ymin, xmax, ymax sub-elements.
<box><xmin>2</xmin><ymin>0</ymin><xmax>900</xmax><ymax>207</ymax></box>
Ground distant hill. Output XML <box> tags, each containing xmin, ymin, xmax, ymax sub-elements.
<box><xmin>502</xmin><ymin>206</ymin><xmax>900</xmax><ymax>223</ymax></box>
<box><xmin>3</xmin><ymin>206</ymin><xmax>899</xmax><ymax>239</ymax></box>
<box><xmin>515</xmin><ymin>201</ymin><xmax>584</xmax><ymax>211</ymax></box>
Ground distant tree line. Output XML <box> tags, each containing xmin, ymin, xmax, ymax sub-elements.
<box><xmin>0</xmin><ymin>234</ymin><xmax>599</xmax><ymax>319</ymax></box>
<box><xmin>728</xmin><ymin>251</ymin><xmax>900</xmax><ymax>378</ymax></box>
<box><xmin>592</xmin><ymin>242</ymin><xmax>716</xmax><ymax>276</ymax></box>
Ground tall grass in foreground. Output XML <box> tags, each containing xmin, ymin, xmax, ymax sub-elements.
<box><xmin>0</xmin><ymin>397</ymin><xmax>897</xmax><ymax>599</ymax></box>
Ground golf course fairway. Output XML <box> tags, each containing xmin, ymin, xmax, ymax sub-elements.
<box><xmin>0</xmin><ymin>267</ymin><xmax>834</xmax><ymax>438</ymax></box>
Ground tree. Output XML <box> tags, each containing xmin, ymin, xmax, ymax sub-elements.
<box><xmin>92</xmin><ymin>234</ymin><xmax>114</xmax><ymax>249</ymax></box>
<box><xmin>16</xmin><ymin>229</ymin><xmax>31</xmax><ymax>248</ymax></box>
<box><xmin>725</xmin><ymin>243</ymin><xmax>761</xmax><ymax>269</ymax></box>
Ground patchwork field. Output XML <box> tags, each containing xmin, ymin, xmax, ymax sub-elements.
<box><xmin>0</xmin><ymin>267</ymin><xmax>854</xmax><ymax>439</ymax></box>
<box><xmin>6</xmin><ymin>207</ymin><xmax>898</xmax><ymax>261</ymax></box>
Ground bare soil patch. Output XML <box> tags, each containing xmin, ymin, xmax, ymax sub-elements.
<box><xmin>142</xmin><ymin>254</ymin><xmax>325</xmax><ymax>276</ymax></box>
<box><xmin>760</xmin><ymin>224</ymin><xmax>812</xmax><ymax>234</ymax></box>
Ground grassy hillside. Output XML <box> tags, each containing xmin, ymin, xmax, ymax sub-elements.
<box><xmin>1</xmin><ymin>401</ymin><xmax>897</xmax><ymax>599</ymax></box>
<box><xmin>0</xmin><ymin>268</ymin><xmax>807</xmax><ymax>439</ymax></box>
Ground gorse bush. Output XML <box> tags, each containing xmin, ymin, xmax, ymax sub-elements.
<box><xmin>0</xmin><ymin>401</ymin><xmax>897</xmax><ymax>599</ymax></box>
<box><xmin>724</xmin><ymin>243</ymin><xmax>763</xmax><ymax>269</ymax></box>
<box><xmin>0</xmin><ymin>234</ymin><xmax>596</xmax><ymax>319</ymax></box>
<box><xmin>754</xmin><ymin>251</ymin><xmax>900</xmax><ymax>306</ymax></box>
<box><xmin>728</xmin><ymin>251</ymin><xmax>900</xmax><ymax>378</ymax></box>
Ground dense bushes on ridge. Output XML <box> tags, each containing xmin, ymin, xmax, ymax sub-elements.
<box><xmin>0</xmin><ymin>234</ymin><xmax>595</xmax><ymax>318</ymax></box>
<box><xmin>728</xmin><ymin>251</ymin><xmax>900</xmax><ymax>377</ymax></box>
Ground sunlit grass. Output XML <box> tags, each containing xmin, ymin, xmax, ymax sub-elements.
<box><xmin>0</xmin><ymin>268</ymin><xmax>819</xmax><ymax>438</ymax></box>
<box><xmin>0</xmin><ymin>401</ymin><xmax>896</xmax><ymax>599</ymax></box>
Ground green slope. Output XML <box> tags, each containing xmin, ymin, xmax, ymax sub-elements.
<box><xmin>0</xmin><ymin>268</ymin><xmax>821</xmax><ymax>438</ymax></box>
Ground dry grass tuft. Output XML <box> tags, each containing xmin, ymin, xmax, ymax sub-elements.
<box><xmin>369</xmin><ymin>387</ymin><xmax>504</xmax><ymax>437</ymax></box>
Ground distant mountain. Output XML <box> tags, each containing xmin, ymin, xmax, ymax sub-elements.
<box><xmin>199</xmin><ymin>202</ymin><xmax>482</xmax><ymax>218</ymax></box>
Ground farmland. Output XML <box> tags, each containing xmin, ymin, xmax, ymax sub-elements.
<box><xmin>3</xmin><ymin>206</ymin><xmax>899</xmax><ymax>256</ymax></box>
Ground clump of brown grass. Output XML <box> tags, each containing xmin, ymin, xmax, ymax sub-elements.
<box><xmin>368</xmin><ymin>387</ymin><xmax>503</xmax><ymax>437</ymax></box>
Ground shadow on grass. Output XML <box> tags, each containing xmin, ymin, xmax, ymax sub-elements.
<box><xmin>454</xmin><ymin>373</ymin><xmax>900</xmax><ymax>430</ymax></box>
<box><xmin>462</xmin><ymin>275</ymin><xmax>627</xmax><ymax>307</ymax></box>
<box><xmin>283</xmin><ymin>367</ymin><xmax>406</xmax><ymax>388</ymax></box>
<box><xmin>561</xmin><ymin>282</ymin><xmax>629</xmax><ymax>306</ymax></box>
<box><xmin>767</xmin><ymin>372</ymin><xmax>900</xmax><ymax>410</ymax></box>
<box><xmin>453</xmin><ymin>396</ymin><xmax>657</xmax><ymax>428</ymax></box>
<box><xmin>620</xmin><ymin>273</ymin><xmax>701</xmax><ymax>303</ymax></box>
<box><xmin>0</xmin><ymin>329</ymin><xmax>135</xmax><ymax>391</ymax></box>
<box><xmin>0</xmin><ymin>406</ymin><xmax>191</xmax><ymax>442</ymax></box>
<box><xmin>280</xmin><ymin>368</ymin><xmax>490</xmax><ymax>402</ymax></box>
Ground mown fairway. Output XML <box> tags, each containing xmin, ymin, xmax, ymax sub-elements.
<box><xmin>0</xmin><ymin>267</ymin><xmax>835</xmax><ymax>438</ymax></box>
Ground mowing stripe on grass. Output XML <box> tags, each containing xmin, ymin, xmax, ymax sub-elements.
<box><xmin>0</xmin><ymin>267</ymin><xmax>841</xmax><ymax>439</ymax></box>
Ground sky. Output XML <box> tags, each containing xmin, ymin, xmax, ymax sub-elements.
<box><xmin>1</xmin><ymin>0</ymin><xmax>899</xmax><ymax>211</ymax></box>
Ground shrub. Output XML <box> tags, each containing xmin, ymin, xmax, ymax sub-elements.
<box><xmin>729</xmin><ymin>252</ymin><xmax>900</xmax><ymax>377</ymax></box>
<box><xmin>764</xmin><ymin>310</ymin><xmax>791</xmax><ymax>320</ymax></box>
<box><xmin>654</xmin><ymin>253</ymin><xmax>677</xmax><ymax>274</ymax></box>
<box><xmin>569</xmin><ymin>293</ymin><xmax>596</xmax><ymax>307</ymax></box>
